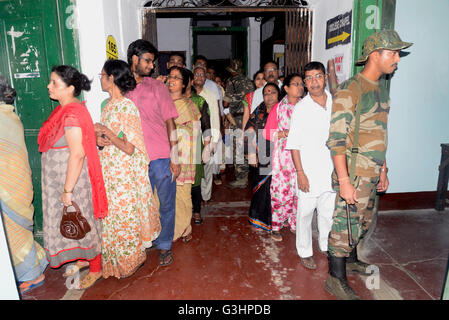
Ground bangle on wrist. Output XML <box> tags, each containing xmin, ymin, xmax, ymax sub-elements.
<box><xmin>381</xmin><ymin>167</ymin><xmax>389</xmax><ymax>173</ymax></box>
<box><xmin>63</xmin><ymin>188</ymin><xmax>73</xmax><ymax>194</ymax></box>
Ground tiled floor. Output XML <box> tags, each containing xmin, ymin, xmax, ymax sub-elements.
<box><xmin>21</xmin><ymin>167</ymin><xmax>449</xmax><ymax>300</ymax></box>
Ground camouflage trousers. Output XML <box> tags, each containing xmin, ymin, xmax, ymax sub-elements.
<box><xmin>230</xmin><ymin>116</ymin><xmax>249</xmax><ymax>181</ymax></box>
<box><xmin>328</xmin><ymin>173</ymin><xmax>380</xmax><ymax>258</ymax></box>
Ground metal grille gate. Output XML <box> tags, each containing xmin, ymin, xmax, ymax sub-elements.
<box><xmin>285</xmin><ymin>7</ymin><xmax>312</xmax><ymax>75</ymax></box>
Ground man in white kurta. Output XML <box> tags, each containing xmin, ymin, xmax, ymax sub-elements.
<box><xmin>286</xmin><ymin>62</ymin><xmax>336</xmax><ymax>270</ymax></box>
<box><xmin>193</xmin><ymin>66</ymin><xmax>221</xmax><ymax>202</ymax></box>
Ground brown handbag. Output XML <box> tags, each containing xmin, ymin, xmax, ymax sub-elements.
<box><xmin>60</xmin><ymin>201</ymin><xmax>91</xmax><ymax>240</ymax></box>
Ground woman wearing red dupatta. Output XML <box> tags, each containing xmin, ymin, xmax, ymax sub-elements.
<box><xmin>38</xmin><ymin>65</ymin><xmax>107</xmax><ymax>290</ymax></box>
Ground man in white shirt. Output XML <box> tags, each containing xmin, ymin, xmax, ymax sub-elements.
<box><xmin>192</xmin><ymin>65</ymin><xmax>221</xmax><ymax>203</ymax></box>
<box><xmin>193</xmin><ymin>56</ymin><xmax>223</xmax><ymax>185</ymax></box>
<box><xmin>286</xmin><ymin>61</ymin><xmax>336</xmax><ymax>270</ymax></box>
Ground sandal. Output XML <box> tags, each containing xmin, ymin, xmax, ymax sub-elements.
<box><xmin>182</xmin><ymin>232</ymin><xmax>193</xmax><ymax>243</ymax></box>
<box><xmin>251</xmin><ymin>225</ymin><xmax>264</xmax><ymax>233</ymax></box>
<box><xmin>193</xmin><ymin>213</ymin><xmax>203</xmax><ymax>225</ymax></box>
<box><xmin>158</xmin><ymin>250</ymin><xmax>173</xmax><ymax>267</ymax></box>
<box><xmin>63</xmin><ymin>261</ymin><xmax>89</xmax><ymax>278</ymax></box>
<box><xmin>271</xmin><ymin>231</ymin><xmax>283</xmax><ymax>242</ymax></box>
<box><xmin>77</xmin><ymin>272</ymin><xmax>102</xmax><ymax>290</ymax></box>
<box><xmin>19</xmin><ymin>275</ymin><xmax>45</xmax><ymax>294</ymax></box>
<box><xmin>300</xmin><ymin>256</ymin><xmax>317</xmax><ymax>270</ymax></box>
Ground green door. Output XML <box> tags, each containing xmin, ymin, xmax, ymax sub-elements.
<box><xmin>352</xmin><ymin>0</ymin><xmax>396</xmax><ymax>77</ymax></box>
<box><xmin>0</xmin><ymin>0</ymin><xmax>80</xmax><ymax>243</ymax></box>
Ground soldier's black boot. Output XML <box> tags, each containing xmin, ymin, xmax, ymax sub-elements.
<box><xmin>325</xmin><ymin>255</ymin><xmax>361</xmax><ymax>300</ymax></box>
<box><xmin>346</xmin><ymin>247</ymin><xmax>371</xmax><ymax>275</ymax></box>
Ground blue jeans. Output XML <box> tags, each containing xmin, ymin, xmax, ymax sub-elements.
<box><xmin>149</xmin><ymin>158</ymin><xmax>176</xmax><ymax>250</ymax></box>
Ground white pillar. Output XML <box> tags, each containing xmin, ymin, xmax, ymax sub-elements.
<box><xmin>0</xmin><ymin>215</ymin><xmax>20</xmax><ymax>300</ymax></box>
<box><xmin>248</xmin><ymin>17</ymin><xmax>261</xmax><ymax>79</ymax></box>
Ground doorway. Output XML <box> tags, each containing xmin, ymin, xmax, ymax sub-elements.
<box><xmin>193</xmin><ymin>26</ymin><xmax>248</xmax><ymax>77</ymax></box>
<box><xmin>142</xmin><ymin>6</ymin><xmax>312</xmax><ymax>79</ymax></box>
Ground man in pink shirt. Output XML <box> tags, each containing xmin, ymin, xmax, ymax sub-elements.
<box><xmin>127</xmin><ymin>39</ymin><xmax>180</xmax><ymax>267</ymax></box>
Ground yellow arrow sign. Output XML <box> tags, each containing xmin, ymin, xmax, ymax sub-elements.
<box><xmin>327</xmin><ymin>31</ymin><xmax>350</xmax><ymax>45</ymax></box>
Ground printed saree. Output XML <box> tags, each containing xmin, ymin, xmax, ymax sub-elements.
<box><xmin>0</xmin><ymin>104</ymin><xmax>48</xmax><ymax>282</ymax></box>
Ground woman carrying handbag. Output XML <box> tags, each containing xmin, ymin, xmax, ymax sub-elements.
<box><xmin>38</xmin><ymin>65</ymin><xmax>108</xmax><ymax>290</ymax></box>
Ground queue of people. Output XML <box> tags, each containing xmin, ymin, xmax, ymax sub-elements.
<box><xmin>0</xmin><ymin>29</ymin><xmax>412</xmax><ymax>300</ymax></box>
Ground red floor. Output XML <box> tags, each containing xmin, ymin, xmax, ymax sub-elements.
<box><xmin>21</xmin><ymin>167</ymin><xmax>449</xmax><ymax>300</ymax></box>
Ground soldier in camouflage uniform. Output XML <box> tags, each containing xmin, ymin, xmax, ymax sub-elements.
<box><xmin>325</xmin><ymin>30</ymin><xmax>412</xmax><ymax>300</ymax></box>
<box><xmin>223</xmin><ymin>59</ymin><xmax>255</xmax><ymax>188</ymax></box>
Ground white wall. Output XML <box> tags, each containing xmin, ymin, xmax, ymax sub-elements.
<box><xmin>248</xmin><ymin>18</ymin><xmax>261</xmax><ymax>78</ymax></box>
<box><xmin>310</xmin><ymin>0</ymin><xmax>353</xmax><ymax>83</ymax></box>
<box><xmin>156</xmin><ymin>18</ymin><xmax>192</xmax><ymax>68</ymax></box>
<box><xmin>0</xmin><ymin>216</ymin><xmax>20</xmax><ymax>300</ymax></box>
<box><xmin>75</xmin><ymin>0</ymin><xmax>143</xmax><ymax>122</ymax></box>
<box><xmin>387</xmin><ymin>0</ymin><xmax>449</xmax><ymax>192</ymax></box>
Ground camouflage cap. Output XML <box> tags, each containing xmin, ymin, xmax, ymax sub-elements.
<box><xmin>226</xmin><ymin>59</ymin><xmax>243</xmax><ymax>74</ymax></box>
<box><xmin>356</xmin><ymin>30</ymin><xmax>413</xmax><ymax>64</ymax></box>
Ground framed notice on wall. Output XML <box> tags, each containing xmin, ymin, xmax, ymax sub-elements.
<box><xmin>326</xmin><ymin>11</ymin><xmax>352</xmax><ymax>50</ymax></box>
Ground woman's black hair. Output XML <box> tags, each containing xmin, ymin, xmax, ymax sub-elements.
<box><xmin>281</xmin><ymin>73</ymin><xmax>303</xmax><ymax>98</ymax></box>
<box><xmin>252</xmin><ymin>69</ymin><xmax>264</xmax><ymax>82</ymax></box>
<box><xmin>168</xmin><ymin>66</ymin><xmax>190</xmax><ymax>94</ymax></box>
<box><xmin>127</xmin><ymin>39</ymin><xmax>159</xmax><ymax>66</ymax></box>
<box><xmin>185</xmin><ymin>68</ymin><xmax>197</xmax><ymax>94</ymax></box>
<box><xmin>193</xmin><ymin>55</ymin><xmax>208</xmax><ymax>67</ymax></box>
<box><xmin>103</xmin><ymin>59</ymin><xmax>136</xmax><ymax>95</ymax></box>
<box><xmin>0</xmin><ymin>74</ymin><xmax>16</xmax><ymax>104</ymax></box>
<box><xmin>263</xmin><ymin>82</ymin><xmax>281</xmax><ymax>103</ymax></box>
<box><xmin>185</xmin><ymin>68</ymin><xmax>194</xmax><ymax>82</ymax></box>
<box><xmin>52</xmin><ymin>65</ymin><xmax>91</xmax><ymax>97</ymax></box>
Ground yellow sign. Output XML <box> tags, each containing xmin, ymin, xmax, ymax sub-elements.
<box><xmin>106</xmin><ymin>35</ymin><xmax>118</xmax><ymax>60</ymax></box>
<box><xmin>327</xmin><ymin>32</ymin><xmax>350</xmax><ymax>45</ymax></box>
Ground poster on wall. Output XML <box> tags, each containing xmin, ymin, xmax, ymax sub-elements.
<box><xmin>273</xmin><ymin>44</ymin><xmax>284</xmax><ymax>76</ymax></box>
<box><xmin>326</xmin><ymin>11</ymin><xmax>352</xmax><ymax>49</ymax></box>
<box><xmin>332</xmin><ymin>54</ymin><xmax>347</xmax><ymax>84</ymax></box>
